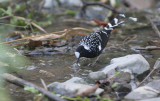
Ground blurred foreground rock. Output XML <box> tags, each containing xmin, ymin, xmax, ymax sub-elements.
<box><xmin>125</xmin><ymin>79</ymin><xmax>160</xmax><ymax>100</ymax></box>
<box><xmin>140</xmin><ymin>97</ymin><xmax>160</xmax><ymax>101</ymax></box>
<box><xmin>47</xmin><ymin>77</ymin><xmax>104</xmax><ymax>96</ymax></box>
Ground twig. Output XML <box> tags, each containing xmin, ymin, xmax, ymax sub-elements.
<box><xmin>14</xmin><ymin>16</ymin><xmax>48</xmax><ymax>34</ymax></box>
<box><xmin>40</xmin><ymin>79</ymin><xmax>48</xmax><ymax>90</ymax></box>
<box><xmin>146</xmin><ymin>15</ymin><xmax>160</xmax><ymax>38</ymax></box>
<box><xmin>138</xmin><ymin>58</ymin><xmax>160</xmax><ymax>87</ymax></box>
<box><xmin>136</xmin><ymin>46</ymin><xmax>160</xmax><ymax>51</ymax></box>
<box><xmin>0</xmin><ymin>15</ymin><xmax>48</xmax><ymax>33</ymax></box>
<box><xmin>0</xmin><ymin>15</ymin><xmax>12</xmax><ymax>20</ymax></box>
<box><xmin>0</xmin><ymin>27</ymin><xmax>92</xmax><ymax>45</ymax></box>
<box><xmin>137</xmin><ymin>69</ymin><xmax>155</xmax><ymax>87</ymax></box>
<box><xmin>0</xmin><ymin>22</ymin><xmax>27</xmax><ymax>28</ymax></box>
<box><xmin>39</xmin><ymin>70</ymin><xmax>55</xmax><ymax>78</ymax></box>
<box><xmin>3</xmin><ymin>73</ymin><xmax>66</xmax><ymax>101</ymax></box>
<box><xmin>69</xmin><ymin>32</ymin><xmax>88</xmax><ymax>36</ymax></box>
<box><xmin>81</xmin><ymin>0</ymin><xmax>122</xmax><ymax>14</ymax></box>
<box><xmin>122</xmin><ymin>35</ymin><xmax>137</xmax><ymax>46</ymax></box>
<box><xmin>36</xmin><ymin>79</ymin><xmax>48</xmax><ymax>101</ymax></box>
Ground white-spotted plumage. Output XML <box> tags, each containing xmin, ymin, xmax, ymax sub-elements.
<box><xmin>75</xmin><ymin>14</ymin><xmax>127</xmax><ymax>64</ymax></box>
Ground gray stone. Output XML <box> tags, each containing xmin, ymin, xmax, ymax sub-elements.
<box><xmin>64</xmin><ymin>77</ymin><xmax>87</xmax><ymax>84</ymax></box>
<box><xmin>102</xmin><ymin>54</ymin><xmax>150</xmax><ymax>75</ymax></box>
<box><xmin>47</xmin><ymin>82</ymin><xmax>104</xmax><ymax>96</ymax></box>
<box><xmin>125</xmin><ymin>79</ymin><xmax>160</xmax><ymax>100</ymax></box>
<box><xmin>146</xmin><ymin>80</ymin><xmax>160</xmax><ymax>91</ymax></box>
<box><xmin>60</xmin><ymin>0</ymin><xmax>83</xmax><ymax>7</ymax></box>
<box><xmin>101</xmin><ymin>64</ymin><xmax>117</xmax><ymax>77</ymax></box>
<box><xmin>140</xmin><ymin>97</ymin><xmax>160</xmax><ymax>101</ymax></box>
<box><xmin>125</xmin><ymin>86</ymin><xmax>159</xmax><ymax>100</ymax></box>
<box><xmin>114</xmin><ymin>72</ymin><xmax>131</xmax><ymax>83</ymax></box>
<box><xmin>114</xmin><ymin>83</ymin><xmax>132</xmax><ymax>97</ymax></box>
<box><xmin>88</xmin><ymin>71</ymin><xmax>106</xmax><ymax>80</ymax></box>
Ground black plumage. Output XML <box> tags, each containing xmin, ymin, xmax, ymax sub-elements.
<box><xmin>75</xmin><ymin>14</ymin><xmax>125</xmax><ymax>64</ymax></box>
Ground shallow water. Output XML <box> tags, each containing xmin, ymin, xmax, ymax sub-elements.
<box><xmin>2</xmin><ymin>15</ymin><xmax>160</xmax><ymax>101</ymax></box>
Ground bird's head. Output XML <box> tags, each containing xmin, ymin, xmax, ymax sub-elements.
<box><xmin>75</xmin><ymin>45</ymin><xmax>85</xmax><ymax>64</ymax></box>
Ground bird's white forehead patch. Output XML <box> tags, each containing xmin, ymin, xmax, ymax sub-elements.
<box><xmin>75</xmin><ymin>52</ymin><xmax>80</xmax><ymax>58</ymax></box>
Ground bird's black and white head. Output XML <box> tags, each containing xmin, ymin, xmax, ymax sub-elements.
<box><xmin>75</xmin><ymin>46</ymin><xmax>82</xmax><ymax>64</ymax></box>
<box><xmin>75</xmin><ymin>45</ymin><xmax>90</xmax><ymax>64</ymax></box>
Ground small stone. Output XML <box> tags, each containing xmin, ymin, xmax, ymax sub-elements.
<box><xmin>64</xmin><ymin>77</ymin><xmax>87</xmax><ymax>84</ymax></box>
<box><xmin>111</xmin><ymin>82</ymin><xmax>120</xmax><ymax>89</ymax></box>
<box><xmin>146</xmin><ymin>79</ymin><xmax>160</xmax><ymax>91</ymax></box>
<box><xmin>88</xmin><ymin>71</ymin><xmax>106</xmax><ymax>80</ymax></box>
<box><xmin>125</xmin><ymin>86</ymin><xmax>159</xmax><ymax>100</ymax></box>
<box><xmin>114</xmin><ymin>83</ymin><xmax>132</xmax><ymax>97</ymax></box>
<box><xmin>102</xmin><ymin>54</ymin><xmax>150</xmax><ymax>75</ymax></box>
<box><xmin>140</xmin><ymin>97</ymin><xmax>160</xmax><ymax>101</ymax></box>
<box><xmin>114</xmin><ymin>72</ymin><xmax>131</xmax><ymax>83</ymax></box>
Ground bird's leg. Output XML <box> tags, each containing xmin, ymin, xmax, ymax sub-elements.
<box><xmin>73</xmin><ymin>58</ymin><xmax>80</xmax><ymax>69</ymax></box>
<box><xmin>88</xmin><ymin>55</ymin><xmax>101</xmax><ymax>66</ymax></box>
<box><xmin>75</xmin><ymin>58</ymin><xmax>81</xmax><ymax>66</ymax></box>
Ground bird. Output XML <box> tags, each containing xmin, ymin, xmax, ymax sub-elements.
<box><xmin>75</xmin><ymin>14</ymin><xmax>126</xmax><ymax>65</ymax></box>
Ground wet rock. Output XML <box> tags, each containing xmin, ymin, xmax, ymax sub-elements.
<box><xmin>140</xmin><ymin>97</ymin><xmax>160</xmax><ymax>101</ymax></box>
<box><xmin>111</xmin><ymin>72</ymin><xmax>132</xmax><ymax>97</ymax></box>
<box><xmin>130</xmin><ymin>80</ymin><xmax>137</xmax><ymax>90</ymax></box>
<box><xmin>125</xmin><ymin>79</ymin><xmax>160</xmax><ymax>100</ymax></box>
<box><xmin>114</xmin><ymin>72</ymin><xmax>131</xmax><ymax>83</ymax></box>
<box><xmin>47</xmin><ymin>82</ymin><xmax>104</xmax><ymax>96</ymax></box>
<box><xmin>146</xmin><ymin>80</ymin><xmax>160</xmax><ymax>91</ymax></box>
<box><xmin>101</xmin><ymin>64</ymin><xmax>117</xmax><ymax>77</ymax></box>
<box><xmin>60</xmin><ymin>0</ymin><xmax>83</xmax><ymax>7</ymax></box>
<box><xmin>136</xmin><ymin>70</ymin><xmax>150</xmax><ymax>81</ymax></box>
<box><xmin>88</xmin><ymin>71</ymin><xmax>106</xmax><ymax>80</ymax></box>
<box><xmin>125</xmin><ymin>86</ymin><xmax>159</xmax><ymax>100</ymax></box>
<box><xmin>114</xmin><ymin>83</ymin><xmax>132</xmax><ymax>97</ymax></box>
<box><xmin>102</xmin><ymin>54</ymin><xmax>150</xmax><ymax>75</ymax></box>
